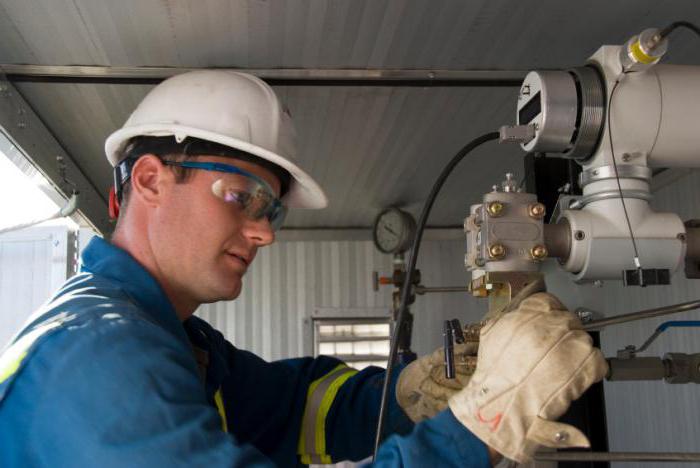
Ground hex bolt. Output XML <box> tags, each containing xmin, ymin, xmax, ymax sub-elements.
<box><xmin>530</xmin><ymin>245</ymin><xmax>548</xmax><ymax>260</ymax></box>
<box><xmin>487</xmin><ymin>201</ymin><xmax>504</xmax><ymax>217</ymax></box>
<box><xmin>574</xmin><ymin>230</ymin><xmax>585</xmax><ymax>241</ymax></box>
<box><xmin>528</xmin><ymin>203</ymin><xmax>546</xmax><ymax>219</ymax></box>
<box><xmin>488</xmin><ymin>244</ymin><xmax>506</xmax><ymax>260</ymax></box>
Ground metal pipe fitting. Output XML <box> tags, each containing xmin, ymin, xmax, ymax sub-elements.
<box><xmin>543</xmin><ymin>220</ymin><xmax>571</xmax><ymax>260</ymax></box>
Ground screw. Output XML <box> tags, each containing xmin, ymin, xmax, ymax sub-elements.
<box><xmin>677</xmin><ymin>233</ymin><xmax>687</xmax><ymax>242</ymax></box>
<box><xmin>530</xmin><ymin>245</ymin><xmax>548</xmax><ymax>260</ymax></box>
<box><xmin>554</xmin><ymin>431</ymin><xmax>569</xmax><ymax>443</ymax></box>
<box><xmin>574</xmin><ymin>230</ymin><xmax>585</xmax><ymax>241</ymax></box>
<box><xmin>592</xmin><ymin>170</ymin><xmax>599</xmax><ymax>176</ymax></box>
<box><xmin>475</xmin><ymin>257</ymin><xmax>486</xmax><ymax>267</ymax></box>
<box><xmin>622</xmin><ymin>153</ymin><xmax>631</xmax><ymax>162</ymax></box>
<box><xmin>488</xmin><ymin>244</ymin><xmax>506</xmax><ymax>259</ymax></box>
<box><xmin>427</xmin><ymin>71</ymin><xmax>436</xmax><ymax>79</ymax></box>
<box><xmin>528</xmin><ymin>203</ymin><xmax>546</xmax><ymax>219</ymax></box>
<box><xmin>487</xmin><ymin>201</ymin><xmax>504</xmax><ymax>217</ymax></box>
<box><xmin>576</xmin><ymin>309</ymin><xmax>594</xmax><ymax>323</ymax></box>
<box><xmin>593</xmin><ymin>280</ymin><xmax>604</xmax><ymax>288</ymax></box>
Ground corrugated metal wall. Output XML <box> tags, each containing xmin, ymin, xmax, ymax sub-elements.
<box><xmin>0</xmin><ymin>225</ymin><xmax>73</xmax><ymax>347</ymax></box>
<box><xmin>197</xmin><ymin>239</ymin><xmax>487</xmax><ymax>360</ymax></box>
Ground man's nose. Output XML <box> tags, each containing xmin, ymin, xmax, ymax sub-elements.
<box><xmin>242</xmin><ymin>216</ymin><xmax>275</xmax><ymax>246</ymax></box>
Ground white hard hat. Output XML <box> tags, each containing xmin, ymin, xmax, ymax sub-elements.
<box><xmin>105</xmin><ymin>70</ymin><xmax>327</xmax><ymax>209</ymax></box>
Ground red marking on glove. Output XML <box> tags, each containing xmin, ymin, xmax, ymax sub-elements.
<box><xmin>477</xmin><ymin>409</ymin><xmax>503</xmax><ymax>432</ymax></box>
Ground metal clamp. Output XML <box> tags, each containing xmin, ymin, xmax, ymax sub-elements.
<box><xmin>569</xmin><ymin>189</ymin><xmax>653</xmax><ymax>210</ymax></box>
<box><xmin>579</xmin><ymin>164</ymin><xmax>652</xmax><ymax>188</ymax></box>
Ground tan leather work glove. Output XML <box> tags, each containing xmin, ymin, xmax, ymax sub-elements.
<box><xmin>396</xmin><ymin>341</ymin><xmax>478</xmax><ymax>423</ymax></box>
<box><xmin>448</xmin><ymin>293</ymin><xmax>608</xmax><ymax>464</ymax></box>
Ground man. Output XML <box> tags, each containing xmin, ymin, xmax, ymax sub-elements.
<box><xmin>0</xmin><ymin>71</ymin><xmax>606</xmax><ymax>466</ymax></box>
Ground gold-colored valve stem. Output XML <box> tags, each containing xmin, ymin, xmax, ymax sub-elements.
<box><xmin>489</xmin><ymin>243</ymin><xmax>506</xmax><ymax>259</ymax></box>
<box><xmin>530</xmin><ymin>245</ymin><xmax>548</xmax><ymax>260</ymax></box>
<box><xmin>487</xmin><ymin>201</ymin><xmax>504</xmax><ymax>217</ymax></box>
<box><xmin>528</xmin><ymin>203</ymin><xmax>546</xmax><ymax>219</ymax></box>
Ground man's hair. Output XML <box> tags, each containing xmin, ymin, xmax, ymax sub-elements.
<box><xmin>115</xmin><ymin>136</ymin><xmax>291</xmax><ymax>213</ymax></box>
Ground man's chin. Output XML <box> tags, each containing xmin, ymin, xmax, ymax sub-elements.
<box><xmin>200</xmin><ymin>282</ymin><xmax>242</xmax><ymax>304</ymax></box>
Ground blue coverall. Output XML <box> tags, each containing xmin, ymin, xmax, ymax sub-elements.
<box><xmin>0</xmin><ymin>237</ymin><xmax>489</xmax><ymax>467</ymax></box>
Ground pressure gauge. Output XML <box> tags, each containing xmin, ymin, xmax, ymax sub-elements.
<box><xmin>372</xmin><ymin>208</ymin><xmax>416</xmax><ymax>254</ymax></box>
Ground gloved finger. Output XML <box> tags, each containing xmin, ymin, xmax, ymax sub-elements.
<box><xmin>527</xmin><ymin>418</ymin><xmax>591</xmax><ymax>449</ymax></box>
<box><xmin>539</xmin><ymin>344</ymin><xmax>608</xmax><ymax>420</ymax></box>
<box><xmin>433</xmin><ymin>373</ymin><xmax>473</xmax><ymax>391</ymax></box>
<box><xmin>429</xmin><ymin>357</ymin><xmax>476</xmax><ymax>382</ymax></box>
<box><xmin>426</xmin><ymin>342</ymin><xmax>479</xmax><ymax>366</ymax></box>
<box><xmin>419</xmin><ymin>378</ymin><xmax>461</xmax><ymax>401</ymax></box>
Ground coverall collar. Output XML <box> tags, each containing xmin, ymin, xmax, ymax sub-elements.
<box><xmin>80</xmin><ymin>236</ymin><xmax>188</xmax><ymax>346</ymax></box>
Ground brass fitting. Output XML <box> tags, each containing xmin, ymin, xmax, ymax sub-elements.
<box><xmin>487</xmin><ymin>201</ymin><xmax>505</xmax><ymax>217</ymax></box>
<box><xmin>488</xmin><ymin>243</ymin><xmax>506</xmax><ymax>259</ymax></box>
<box><xmin>530</xmin><ymin>245</ymin><xmax>548</xmax><ymax>260</ymax></box>
<box><xmin>528</xmin><ymin>203</ymin><xmax>546</xmax><ymax>219</ymax></box>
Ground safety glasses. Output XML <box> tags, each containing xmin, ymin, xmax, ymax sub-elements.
<box><xmin>162</xmin><ymin>160</ymin><xmax>287</xmax><ymax>230</ymax></box>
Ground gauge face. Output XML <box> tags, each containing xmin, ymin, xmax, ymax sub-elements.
<box><xmin>373</xmin><ymin>208</ymin><xmax>416</xmax><ymax>254</ymax></box>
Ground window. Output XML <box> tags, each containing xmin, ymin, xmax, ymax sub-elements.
<box><xmin>313</xmin><ymin>319</ymin><xmax>391</xmax><ymax>370</ymax></box>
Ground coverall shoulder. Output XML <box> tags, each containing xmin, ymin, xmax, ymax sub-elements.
<box><xmin>0</xmin><ymin>236</ymin><xmax>489</xmax><ymax>467</ymax></box>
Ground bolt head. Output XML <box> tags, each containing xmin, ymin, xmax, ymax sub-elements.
<box><xmin>554</xmin><ymin>431</ymin><xmax>569</xmax><ymax>443</ymax></box>
<box><xmin>528</xmin><ymin>203</ymin><xmax>546</xmax><ymax>219</ymax></box>
<box><xmin>530</xmin><ymin>245</ymin><xmax>548</xmax><ymax>260</ymax></box>
<box><xmin>487</xmin><ymin>201</ymin><xmax>504</xmax><ymax>217</ymax></box>
<box><xmin>488</xmin><ymin>244</ymin><xmax>506</xmax><ymax>259</ymax></box>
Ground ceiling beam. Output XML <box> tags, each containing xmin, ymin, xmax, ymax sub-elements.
<box><xmin>0</xmin><ymin>75</ymin><xmax>111</xmax><ymax>235</ymax></box>
<box><xmin>0</xmin><ymin>64</ymin><xmax>525</xmax><ymax>87</ymax></box>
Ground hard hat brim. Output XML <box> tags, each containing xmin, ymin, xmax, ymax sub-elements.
<box><xmin>105</xmin><ymin>124</ymin><xmax>328</xmax><ymax>210</ymax></box>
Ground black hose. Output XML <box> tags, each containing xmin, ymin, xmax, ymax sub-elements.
<box><xmin>659</xmin><ymin>21</ymin><xmax>700</xmax><ymax>40</ymax></box>
<box><xmin>372</xmin><ymin>131</ymin><xmax>500</xmax><ymax>458</ymax></box>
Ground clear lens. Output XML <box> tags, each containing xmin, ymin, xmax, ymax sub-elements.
<box><xmin>212</xmin><ymin>177</ymin><xmax>286</xmax><ymax>230</ymax></box>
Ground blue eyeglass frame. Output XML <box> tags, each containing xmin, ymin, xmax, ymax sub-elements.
<box><xmin>162</xmin><ymin>160</ymin><xmax>286</xmax><ymax>227</ymax></box>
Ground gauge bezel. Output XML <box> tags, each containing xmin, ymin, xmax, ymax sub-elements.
<box><xmin>372</xmin><ymin>207</ymin><xmax>417</xmax><ymax>254</ymax></box>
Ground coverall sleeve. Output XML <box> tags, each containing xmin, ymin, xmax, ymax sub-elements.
<box><xmin>5</xmin><ymin>314</ymin><xmax>489</xmax><ymax>467</ymax></box>
<box><xmin>213</xmin><ymin>328</ymin><xmax>490</xmax><ymax>467</ymax></box>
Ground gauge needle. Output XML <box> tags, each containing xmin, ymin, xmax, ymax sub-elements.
<box><xmin>384</xmin><ymin>225</ymin><xmax>398</xmax><ymax>236</ymax></box>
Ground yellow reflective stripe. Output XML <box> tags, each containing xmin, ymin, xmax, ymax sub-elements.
<box><xmin>0</xmin><ymin>321</ymin><xmax>61</xmax><ymax>384</ymax></box>
<box><xmin>314</xmin><ymin>369</ymin><xmax>358</xmax><ymax>458</ymax></box>
<box><xmin>214</xmin><ymin>388</ymin><xmax>228</xmax><ymax>433</ymax></box>
<box><xmin>297</xmin><ymin>364</ymin><xmax>358</xmax><ymax>464</ymax></box>
<box><xmin>630</xmin><ymin>40</ymin><xmax>657</xmax><ymax>64</ymax></box>
<box><xmin>0</xmin><ymin>350</ymin><xmax>27</xmax><ymax>384</ymax></box>
<box><xmin>298</xmin><ymin>364</ymin><xmax>344</xmax><ymax>457</ymax></box>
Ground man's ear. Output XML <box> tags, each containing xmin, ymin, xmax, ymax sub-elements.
<box><xmin>130</xmin><ymin>154</ymin><xmax>169</xmax><ymax>207</ymax></box>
